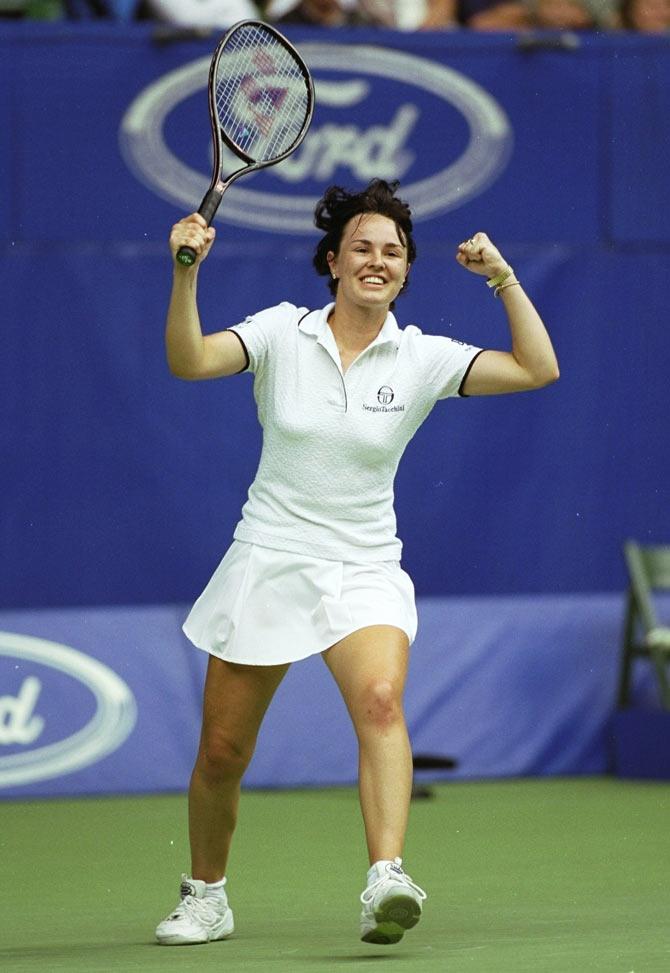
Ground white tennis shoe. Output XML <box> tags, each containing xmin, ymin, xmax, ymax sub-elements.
<box><xmin>360</xmin><ymin>857</ymin><xmax>427</xmax><ymax>945</ymax></box>
<box><xmin>155</xmin><ymin>874</ymin><xmax>234</xmax><ymax>945</ymax></box>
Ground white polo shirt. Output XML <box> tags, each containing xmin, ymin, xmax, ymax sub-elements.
<box><xmin>228</xmin><ymin>302</ymin><xmax>482</xmax><ymax>563</ymax></box>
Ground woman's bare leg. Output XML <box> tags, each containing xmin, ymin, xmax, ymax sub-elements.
<box><xmin>322</xmin><ymin>626</ymin><xmax>411</xmax><ymax>864</ymax></box>
<box><xmin>188</xmin><ymin>656</ymin><xmax>289</xmax><ymax>882</ymax></box>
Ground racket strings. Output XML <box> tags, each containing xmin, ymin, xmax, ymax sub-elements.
<box><xmin>215</xmin><ymin>24</ymin><xmax>311</xmax><ymax>163</ymax></box>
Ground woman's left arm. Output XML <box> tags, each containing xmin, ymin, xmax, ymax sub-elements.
<box><xmin>456</xmin><ymin>232</ymin><xmax>560</xmax><ymax>396</ymax></box>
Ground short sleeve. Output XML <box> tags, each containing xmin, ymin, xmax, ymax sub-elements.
<box><xmin>227</xmin><ymin>302</ymin><xmax>299</xmax><ymax>375</ymax></box>
<box><xmin>416</xmin><ymin>334</ymin><xmax>485</xmax><ymax>400</ymax></box>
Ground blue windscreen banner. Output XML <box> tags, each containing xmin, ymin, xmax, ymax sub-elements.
<box><xmin>2</xmin><ymin>594</ymin><xmax>657</xmax><ymax>798</ymax></box>
<box><xmin>1</xmin><ymin>26</ymin><xmax>669</xmax><ymax>610</ymax></box>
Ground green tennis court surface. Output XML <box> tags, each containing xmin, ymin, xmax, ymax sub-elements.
<box><xmin>1</xmin><ymin>778</ymin><xmax>668</xmax><ymax>972</ymax></box>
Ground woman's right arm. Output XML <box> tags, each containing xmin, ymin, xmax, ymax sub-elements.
<box><xmin>166</xmin><ymin>213</ymin><xmax>247</xmax><ymax>380</ymax></box>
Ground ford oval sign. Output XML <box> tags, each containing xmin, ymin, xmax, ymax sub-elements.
<box><xmin>0</xmin><ymin>633</ymin><xmax>137</xmax><ymax>788</ymax></box>
<box><xmin>120</xmin><ymin>43</ymin><xmax>512</xmax><ymax>234</ymax></box>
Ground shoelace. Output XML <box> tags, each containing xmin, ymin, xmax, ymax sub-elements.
<box><xmin>171</xmin><ymin>893</ymin><xmax>223</xmax><ymax>925</ymax></box>
<box><xmin>360</xmin><ymin>860</ymin><xmax>427</xmax><ymax>905</ymax></box>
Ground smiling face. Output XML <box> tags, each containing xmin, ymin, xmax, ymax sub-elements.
<box><xmin>327</xmin><ymin>213</ymin><xmax>410</xmax><ymax>313</ymax></box>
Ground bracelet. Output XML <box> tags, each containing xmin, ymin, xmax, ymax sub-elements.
<box><xmin>494</xmin><ymin>280</ymin><xmax>521</xmax><ymax>298</ymax></box>
<box><xmin>486</xmin><ymin>265</ymin><xmax>514</xmax><ymax>289</ymax></box>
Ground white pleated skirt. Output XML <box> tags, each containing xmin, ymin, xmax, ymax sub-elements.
<box><xmin>182</xmin><ymin>540</ymin><xmax>418</xmax><ymax>666</ymax></box>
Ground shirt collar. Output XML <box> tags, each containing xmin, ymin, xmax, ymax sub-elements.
<box><xmin>299</xmin><ymin>303</ymin><xmax>402</xmax><ymax>350</ymax></box>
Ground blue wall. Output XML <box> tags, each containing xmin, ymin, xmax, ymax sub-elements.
<box><xmin>1</xmin><ymin>26</ymin><xmax>669</xmax><ymax>608</ymax></box>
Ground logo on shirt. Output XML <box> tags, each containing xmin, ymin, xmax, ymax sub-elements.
<box><xmin>363</xmin><ymin>387</ymin><xmax>405</xmax><ymax>414</ymax></box>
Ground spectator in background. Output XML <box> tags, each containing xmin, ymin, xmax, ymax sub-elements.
<box><xmin>459</xmin><ymin>0</ymin><xmax>620</xmax><ymax>28</ymax></box>
<box><xmin>458</xmin><ymin>0</ymin><xmax>529</xmax><ymax>29</ymax></box>
<box><xmin>527</xmin><ymin>0</ymin><xmax>595</xmax><ymax>26</ymax></box>
<box><xmin>1</xmin><ymin>0</ymin><xmax>75</xmax><ymax>16</ymax></box>
<box><xmin>620</xmin><ymin>0</ymin><xmax>670</xmax><ymax>29</ymax></box>
<box><xmin>265</xmin><ymin>0</ymin><xmax>364</xmax><ymax>24</ymax></box>
<box><xmin>265</xmin><ymin>0</ymin><xmax>458</xmax><ymax>27</ymax></box>
<box><xmin>358</xmin><ymin>0</ymin><xmax>457</xmax><ymax>28</ymax></box>
<box><xmin>146</xmin><ymin>0</ymin><xmax>258</xmax><ymax>28</ymax></box>
<box><xmin>526</xmin><ymin>0</ymin><xmax>618</xmax><ymax>27</ymax></box>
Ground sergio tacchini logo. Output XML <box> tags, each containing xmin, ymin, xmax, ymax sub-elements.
<box><xmin>363</xmin><ymin>386</ymin><xmax>404</xmax><ymax>413</ymax></box>
<box><xmin>120</xmin><ymin>43</ymin><xmax>512</xmax><ymax>233</ymax></box>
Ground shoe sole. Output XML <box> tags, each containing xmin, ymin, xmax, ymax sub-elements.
<box><xmin>156</xmin><ymin>929</ymin><xmax>233</xmax><ymax>946</ymax></box>
<box><xmin>156</xmin><ymin>915</ymin><xmax>234</xmax><ymax>946</ymax></box>
<box><xmin>156</xmin><ymin>933</ymin><xmax>208</xmax><ymax>946</ymax></box>
<box><xmin>361</xmin><ymin>892</ymin><xmax>422</xmax><ymax>945</ymax></box>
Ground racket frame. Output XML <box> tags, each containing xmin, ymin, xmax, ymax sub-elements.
<box><xmin>177</xmin><ymin>20</ymin><xmax>315</xmax><ymax>266</ymax></box>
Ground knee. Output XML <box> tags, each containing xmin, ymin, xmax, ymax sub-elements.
<box><xmin>358</xmin><ymin>679</ymin><xmax>404</xmax><ymax>732</ymax></box>
<box><xmin>196</xmin><ymin>727</ymin><xmax>253</xmax><ymax>784</ymax></box>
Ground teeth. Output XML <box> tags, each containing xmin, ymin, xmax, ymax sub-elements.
<box><xmin>362</xmin><ymin>276</ymin><xmax>385</xmax><ymax>284</ymax></box>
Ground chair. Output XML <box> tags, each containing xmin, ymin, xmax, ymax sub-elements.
<box><xmin>618</xmin><ymin>540</ymin><xmax>670</xmax><ymax>709</ymax></box>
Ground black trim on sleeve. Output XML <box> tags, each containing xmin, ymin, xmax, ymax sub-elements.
<box><xmin>458</xmin><ymin>348</ymin><xmax>488</xmax><ymax>397</ymax></box>
<box><xmin>297</xmin><ymin>309</ymin><xmax>313</xmax><ymax>328</ymax></box>
<box><xmin>225</xmin><ymin>329</ymin><xmax>250</xmax><ymax>374</ymax></box>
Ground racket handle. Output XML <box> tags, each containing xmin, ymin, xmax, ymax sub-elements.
<box><xmin>198</xmin><ymin>188</ymin><xmax>223</xmax><ymax>226</ymax></box>
<box><xmin>176</xmin><ymin>245</ymin><xmax>197</xmax><ymax>267</ymax></box>
<box><xmin>175</xmin><ymin>188</ymin><xmax>224</xmax><ymax>267</ymax></box>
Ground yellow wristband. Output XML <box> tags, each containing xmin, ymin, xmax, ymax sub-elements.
<box><xmin>486</xmin><ymin>265</ymin><xmax>514</xmax><ymax>289</ymax></box>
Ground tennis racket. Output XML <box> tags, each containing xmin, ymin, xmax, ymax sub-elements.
<box><xmin>176</xmin><ymin>20</ymin><xmax>314</xmax><ymax>266</ymax></box>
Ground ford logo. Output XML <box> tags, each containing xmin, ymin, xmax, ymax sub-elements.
<box><xmin>0</xmin><ymin>632</ymin><xmax>137</xmax><ymax>788</ymax></box>
<box><xmin>120</xmin><ymin>43</ymin><xmax>512</xmax><ymax>234</ymax></box>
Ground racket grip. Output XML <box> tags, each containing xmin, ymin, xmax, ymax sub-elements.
<box><xmin>198</xmin><ymin>188</ymin><xmax>224</xmax><ymax>226</ymax></box>
<box><xmin>174</xmin><ymin>188</ymin><xmax>223</xmax><ymax>267</ymax></box>
<box><xmin>176</xmin><ymin>245</ymin><xmax>197</xmax><ymax>267</ymax></box>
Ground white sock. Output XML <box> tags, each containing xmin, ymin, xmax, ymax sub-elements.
<box><xmin>205</xmin><ymin>877</ymin><xmax>227</xmax><ymax>898</ymax></box>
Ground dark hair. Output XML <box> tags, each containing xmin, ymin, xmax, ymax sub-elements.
<box><xmin>313</xmin><ymin>179</ymin><xmax>417</xmax><ymax>306</ymax></box>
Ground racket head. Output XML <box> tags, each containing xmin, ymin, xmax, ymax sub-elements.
<box><xmin>207</xmin><ymin>20</ymin><xmax>314</xmax><ymax>179</ymax></box>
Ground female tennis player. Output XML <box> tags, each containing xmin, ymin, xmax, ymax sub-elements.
<box><xmin>155</xmin><ymin>179</ymin><xmax>559</xmax><ymax>947</ymax></box>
